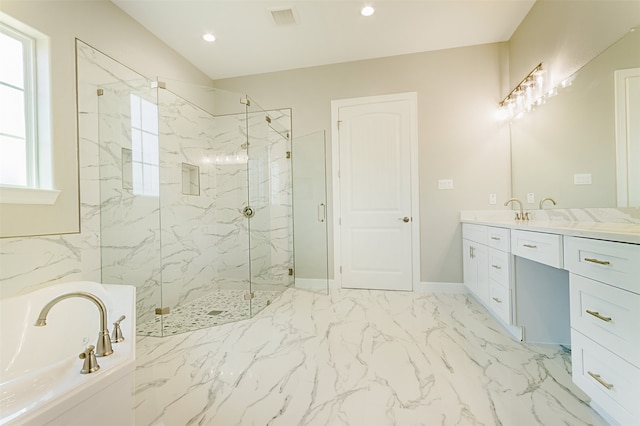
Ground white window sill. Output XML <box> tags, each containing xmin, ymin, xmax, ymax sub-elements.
<box><xmin>0</xmin><ymin>186</ymin><xmax>61</xmax><ymax>205</ymax></box>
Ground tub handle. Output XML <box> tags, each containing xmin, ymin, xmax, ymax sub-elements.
<box><xmin>111</xmin><ymin>315</ymin><xmax>126</xmax><ymax>343</ymax></box>
<box><xmin>79</xmin><ymin>345</ymin><xmax>100</xmax><ymax>374</ymax></box>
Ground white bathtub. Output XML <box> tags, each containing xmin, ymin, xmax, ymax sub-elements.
<box><xmin>0</xmin><ymin>281</ymin><xmax>136</xmax><ymax>425</ymax></box>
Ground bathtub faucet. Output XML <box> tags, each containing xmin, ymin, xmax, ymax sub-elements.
<box><xmin>34</xmin><ymin>291</ymin><xmax>114</xmax><ymax>357</ymax></box>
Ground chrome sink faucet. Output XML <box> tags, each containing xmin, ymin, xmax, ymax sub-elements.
<box><xmin>504</xmin><ymin>198</ymin><xmax>526</xmax><ymax>220</ymax></box>
<box><xmin>34</xmin><ymin>291</ymin><xmax>114</xmax><ymax>357</ymax></box>
<box><xmin>539</xmin><ymin>197</ymin><xmax>557</xmax><ymax>209</ymax></box>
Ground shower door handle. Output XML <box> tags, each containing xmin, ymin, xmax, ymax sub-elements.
<box><xmin>243</xmin><ymin>206</ymin><xmax>255</xmax><ymax>219</ymax></box>
<box><xmin>318</xmin><ymin>203</ymin><xmax>326</xmax><ymax>223</ymax></box>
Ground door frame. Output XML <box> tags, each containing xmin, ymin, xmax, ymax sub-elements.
<box><xmin>615</xmin><ymin>67</ymin><xmax>640</xmax><ymax>207</ymax></box>
<box><xmin>331</xmin><ymin>92</ymin><xmax>420</xmax><ymax>290</ymax></box>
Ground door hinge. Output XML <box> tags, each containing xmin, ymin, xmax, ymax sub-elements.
<box><xmin>240</xmin><ymin>98</ymin><xmax>251</xmax><ymax>106</ymax></box>
<box><xmin>243</xmin><ymin>292</ymin><xmax>255</xmax><ymax>300</ymax></box>
<box><xmin>286</xmin><ymin>151</ymin><xmax>291</xmax><ymax>159</ymax></box>
<box><xmin>288</xmin><ymin>267</ymin><xmax>294</xmax><ymax>276</ymax></box>
<box><xmin>337</xmin><ymin>120</ymin><xmax>342</xmax><ymax>129</ymax></box>
<box><xmin>155</xmin><ymin>306</ymin><xmax>170</xmax><ymax>315</ymax></box>
<box><xmin>265</xmin><ymin>115</ymin><xmax>272</xmax><ymax>123</ymax></box>
<box><xmin>97</xmin><ymin>88</ymin><xmax>104</xmax><ymax>96</ymax></box>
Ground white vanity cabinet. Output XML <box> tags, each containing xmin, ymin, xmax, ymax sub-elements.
<box><xmin>461</xmin><ymin>213</ymin><xmax>640</xmax><ymax>425</ymax></box>
<box><xmin>462</xmin><ymin>224</ymin><xmax>488</xmax><ymax>303</ymax></box>
<box><xmin>462</xmin><ymin>224</ymin><xmax>514</xmax><ymax>327</ymax></box>
<box><xmin>565</xmin><ymin>236</ymin><xmax>640</xmax><ymax>426</ymax></box>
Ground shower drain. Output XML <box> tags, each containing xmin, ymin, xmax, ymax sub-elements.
<box><xmin>207</xmin><ymin>310</ymin><xmax>224</xmax><ymax>316</ymax></box>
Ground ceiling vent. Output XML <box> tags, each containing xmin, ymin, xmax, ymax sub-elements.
<box><xmin>269</xmin><ymin>8</ymin><xmax>297</xmax><ymax>26</ymax></box>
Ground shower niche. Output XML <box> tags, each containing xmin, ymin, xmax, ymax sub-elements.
<box><xmin>181</xmin><ymin>163</ymin><xmax>200</xmax><ymax>196</ymax></box>
<box><xmin>77</xmin><ymin>40</ymin><xmax>294</xmax><ymax>336</ymax></box>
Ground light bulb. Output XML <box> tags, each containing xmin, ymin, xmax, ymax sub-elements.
<box><xmin>361</xmin><ymin>6</ymin><xmax>375</xmax><ymax>17</ymax></box>
<box><xmin>203</xmin><ymin>33</ymin><xmax>216</xmax><ymax>42</ymax></box>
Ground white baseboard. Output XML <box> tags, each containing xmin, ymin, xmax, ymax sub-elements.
<box><xmin>414</xmin><ymin>282</ymin><xmax>467</xmax><ymax>293</ymax></box>
<box><xmin>294</xmin><ymin>278</ymin><xmax>337</xmax><ymax>291</ymax></box>
<box><xmin>297</xmin><ymin>280</ymin><xmax>466</xmax><ymax>293</ymax></box>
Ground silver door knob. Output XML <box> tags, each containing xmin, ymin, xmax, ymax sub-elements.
<box><xmin>400</xmin><ymin>217</ymin><xmax>410</xmax><ymax>223</ymax></box>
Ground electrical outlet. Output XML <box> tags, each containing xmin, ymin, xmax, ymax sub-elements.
<box><xmin>489</xmin><ymin>194</ymin><xmax>497</xmax><ymax>205</ymax></box>
<box><xmin>527</xmin><ymin>193</ymin><xmax>535</xmax><ymax>203</ymax></box>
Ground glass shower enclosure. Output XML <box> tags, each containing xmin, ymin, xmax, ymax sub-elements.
<box><xmin>78</xmin><ymin>40</ymin><xmax>293</xmax><ymax>337</ymax></box>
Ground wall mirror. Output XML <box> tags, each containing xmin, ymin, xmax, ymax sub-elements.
<box><xmin>510</xmin><ymin>28</ymin><xmax>640</xmax><ymax>209</ymax></box>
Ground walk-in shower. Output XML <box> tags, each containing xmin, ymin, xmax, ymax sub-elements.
<box><xmin>77</xmin><ymin>41</ymin><xmax>294</xmax><ymax>336</ymax></box>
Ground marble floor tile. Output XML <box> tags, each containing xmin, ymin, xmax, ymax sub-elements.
<box><xmin>134</xmin><ymin>289</ymin><xmax>608</xmax><ymax>426</ymax></box>
<box><xmin>136</xmin><ymin>289</ymin><xmax>283</xmax><ymax>336</ymax></box>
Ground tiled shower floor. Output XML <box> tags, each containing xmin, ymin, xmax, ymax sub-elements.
<box><xmin>136</xmin><ymin>289</ymin><xmax>283</xmax><ymax>336</ymax></box>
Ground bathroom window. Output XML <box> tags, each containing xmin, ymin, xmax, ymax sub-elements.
<box><xmin>129</xmin><ymin>94</ymin><xmax>159</xmax><ymax>196</ymax></box>
<box><xmin>0</xmin><ymin>23</ymin><xmax>38</xmax><ymax>187</ymax></box>
<box><xmin>0</xmin><ymin>17</ymin><xmax>53</xmax><ymax>205</ymax></box>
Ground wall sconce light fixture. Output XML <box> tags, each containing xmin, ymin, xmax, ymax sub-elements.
<box><xmin>498</xmin><ymin>63</ymin><xmax>546</xmax><ymax>120</ymax></box>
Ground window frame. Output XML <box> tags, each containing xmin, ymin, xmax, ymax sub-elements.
<box><xmin>0</xmin><ymin>21</ymin><xmax>39</xmax><ymax>188</ymax></box>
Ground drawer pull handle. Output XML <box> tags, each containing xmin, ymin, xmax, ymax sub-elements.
<box><xmin>491</xmin><ymin>236</ymin><xmax>501</xmax><ymax>241</ymax></box>
<box><xmin>586</xmin><ymin>310</ymin><xmax>612</xmax><ymax>322</ymax></box>
<box><xmin>587</xmin><ymin>371</ymin><xmax>614</xmax><ymax>390</ymax></box>
<box><xmin>584</xmin><ymin>257</ymin><xmax>611</xmax><ymax>266</ymax></box>
<box><xmin>491</xmin><ymin>264</ymin><xmax>501</xmax><ymax>270</ymax></box>
<box><xmin>492</xmin><ymin>297</ymin><xmax>502</xmax><ymax>303</ymax></box>
<box><xmin>523</xmin><ymin>244</ymin><xmax>537</xmax><ymax>249</ymax></box>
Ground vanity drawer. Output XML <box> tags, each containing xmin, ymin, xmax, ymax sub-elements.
<box><xmin>488</xmin><ymin>280</ymin><xmax>511</xmax><ymax>325</ymax></box>
<box><xmin>564</xmin><ymin>236</ymin><xmax>640</xmax><ymax>294</ymax></box>
<box><xmin>571</xmin><ymin>330</ymin><xmax>640</xmax><ymax>426</ymax></box>
<box><xmin>462</xmin><ymin>223</ymin><xmax>487</xmax><ymax>245</ymax></box>
<box><xmin>488</xmin><ymin>248</ymin><xmax>511</xmax><ymax>287</ymax></box>
<box><xmin>511</xmin><ymin>229</ymin><xmax>563</xmax><ymax>268</ymax></box>
<box><xmin>487</xmin><ymin>227</ymin><xmax>510</xmax><ymax>252</ymax></box>
<box><xmin>570</xmin><ymin>274</ymin><xmax>640</xmax><ymax>367</ymax></box>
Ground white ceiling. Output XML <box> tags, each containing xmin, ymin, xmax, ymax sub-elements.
<box><xmin>111</xmin><ymin>0</ymin><xmax>536</xmax><ymax>80</ymax></box>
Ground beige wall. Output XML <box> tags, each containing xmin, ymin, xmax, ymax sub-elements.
<box><xmin>0</xmin><ymin>0</ymin><xmax>213</xmax><ymax>237</ymax></box>
<box><xmin>216</xmin><ymin>43</ymin><xmax>512</xmax><ymax>284</ymax></box>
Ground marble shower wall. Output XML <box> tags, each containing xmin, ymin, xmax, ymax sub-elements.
<box><xmin>99</xmin><ymin>85</ymin><xmax>294</xmax><ymax>322</ymax></box>
<box><xmin>157</xmin><ymin>89</ymin><xmax>244</xmax><ymax>311</ymax></box>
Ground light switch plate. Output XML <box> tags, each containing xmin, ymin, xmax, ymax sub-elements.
<box><xmin>574</xmin><ymin>173</ymin><xmax>592</xmax><ymax>185</ymax></box>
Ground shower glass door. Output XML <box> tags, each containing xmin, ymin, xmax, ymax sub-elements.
<box><xmin>245</xmin><ymin>98</ymin><xmax>294</xmax><ymax>315</ymax></box>
<box><xmin>292</xmin><ymin>131</ymin><xmax>329</xmax><ymax>294</ymax></box>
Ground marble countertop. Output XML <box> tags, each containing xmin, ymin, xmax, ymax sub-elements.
<box><xmin>460</xmin><ymin>209</ymin><xmax>640</xmax><ymax>245</ymax></box>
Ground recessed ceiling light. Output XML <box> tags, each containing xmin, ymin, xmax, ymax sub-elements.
<box><xmin>361</xmin><ymin>5</ymin><xmax>375</xmax><ymax>17</ymax></box>
<box><xmin>202</xmin><ymin>33</ymin><xmax>216</xmax><ymax>42</ymax></box>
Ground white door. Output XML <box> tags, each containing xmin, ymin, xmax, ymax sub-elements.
<box><xmin>332</xmin><ymin>93</ymin><xmax>419</xmax><ymax>291</ymax></box>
